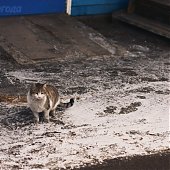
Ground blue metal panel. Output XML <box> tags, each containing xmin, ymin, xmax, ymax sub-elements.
<box><xmin>71</xmin><ymin>4</ymin><xmax>123</xmax><ymax>16</ymax></box>
<box><xmin>72</xmin><ymin>0</ymin><xmax>121</xmax><ymax>6</ymax></box>
<box><xmin>0</xmin><ymin>0</ymin><xmax>65</xmax><ymax>16</ymax></box>
<box><xmin>70</xmin><ymin>0</ymin><xmax>129</xmax><ymax>16</ymax></box>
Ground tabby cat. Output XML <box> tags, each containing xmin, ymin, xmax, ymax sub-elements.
<box><xmin>27</xmin><ymin>83</ymin><xmax>74</xmax><ymax>123</ymax></box>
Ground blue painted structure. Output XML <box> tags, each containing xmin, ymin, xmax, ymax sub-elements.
<box><xmin>67</xmin><ymin>0</ymin><xmax>129</xmax><ymax>16</ymax></box>
<box><xmin>0</xmin><ymin>0</ymin><xmax>65</xmax><ymax>16</ymax></box>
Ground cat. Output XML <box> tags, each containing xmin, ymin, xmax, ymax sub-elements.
<box><xmin>27</xmin><ymin>83</ymin><xmax>74</xmax><ymax>123</ymax></box>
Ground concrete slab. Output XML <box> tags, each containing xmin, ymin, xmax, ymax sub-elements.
<box><xmin>0</xmin><ymin>14</ymin><xmax>111</xmax><ymax>64</ymax></box>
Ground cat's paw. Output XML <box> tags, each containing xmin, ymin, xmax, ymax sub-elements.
<box><xmin>44</xmin><ymin>119</ymin><xmax>50</xmax><ymax>123</ymax></box>
<box><xmin>34</xmin><ymin>118</ymin><xmax>39</xmax><ymax>124</ymax></box>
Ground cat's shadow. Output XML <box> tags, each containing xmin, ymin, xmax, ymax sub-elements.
<box><xmin>2</xmin><ymin>106</ymin><xmax>65</xmax><ymax>129</ymax></box>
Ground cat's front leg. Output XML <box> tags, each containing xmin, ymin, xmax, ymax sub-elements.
<box><xmin>33</xmin><ymin>112</ymin><xmax>39</xmax><ymax>123</ymax></box>
<box><xmin>44</xmin><ymin>110</ymin><xmax>50</xmax><ymax>123</ymax></box>
<box><xmin>50</xmin><ymin>109</ymin><xmax>56</xmax><ymax>118</ymax></box>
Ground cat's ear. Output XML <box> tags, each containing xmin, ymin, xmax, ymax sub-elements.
<box><xmin>31</xmin><ymin>83</ymin><xmax>36</xmax><ymax>88</ymax></box>
<box><xmin>43</xmin><ymin>84</ymin><xmax>47</xmax><ymax>88</ymax></box>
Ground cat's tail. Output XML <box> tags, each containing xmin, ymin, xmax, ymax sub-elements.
<box><xmin>58</xmin><ymin>98</ymin><xmax>74</xmax><ymax>109</ymax></box>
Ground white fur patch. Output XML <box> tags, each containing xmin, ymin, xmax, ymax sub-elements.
<box><xmin>53</xmin><ymin>98</ymin><xmax>60</xmax><ymax>110</ymax></box>
<box><xmin>27</xmin><ymin>91</ymin><xmax>47</xmax><ymax>113</ymax></box>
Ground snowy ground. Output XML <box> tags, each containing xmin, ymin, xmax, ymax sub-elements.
<box><xmin>0</xmin><ymin>17</ymin><xmax>170</xmax><ymax>169</ymax></box>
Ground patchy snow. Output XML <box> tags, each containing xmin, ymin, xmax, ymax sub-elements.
<box><xmin>0</xmin><ymin>80</ymin><xmax>169</xmax><ymax>169</ymax></box>
<box><xmin>89</xmin><ymin>33</ymin><xmax>117</xmax><ymax>55</ymax></box>
<box><xmin>0</xmin><ymin>13</ymin><xmax>169</xmax><ymax>169</ymax></box>
<box><xmin>5</xmin><ymin>70</ymin><xmax>59</xmax><ymax>84</ymax></box>
<box><xmin>0</xmin><ymin>26</ymin><xmax>169</xmax><ymax>169</ymax></box>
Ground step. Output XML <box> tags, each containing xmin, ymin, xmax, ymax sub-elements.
<box><xmin>113</xmin><ymin>11</ymin><xmax>170</xmax><ymax>39</ymax></box>
<box><xmin>134</xmin><ymin>0</ymin><xmax>170</xmax><ymax>25</ymax></box>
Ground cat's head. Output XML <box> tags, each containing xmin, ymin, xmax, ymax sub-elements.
<box><xmin>29</xmin><ymin>83</ymin><xmax>47</xmax><ymax>100</ymax></box>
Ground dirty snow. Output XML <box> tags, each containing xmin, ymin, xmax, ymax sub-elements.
<box><xmin>0</xmin><ymin>27</ymin><xmax>169</xmax><ymax>169</ymax></box>
<box><xmin>0</xmin><ymin>77</ymin><xmax>169</xmax><ymax>169</ymax></box>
